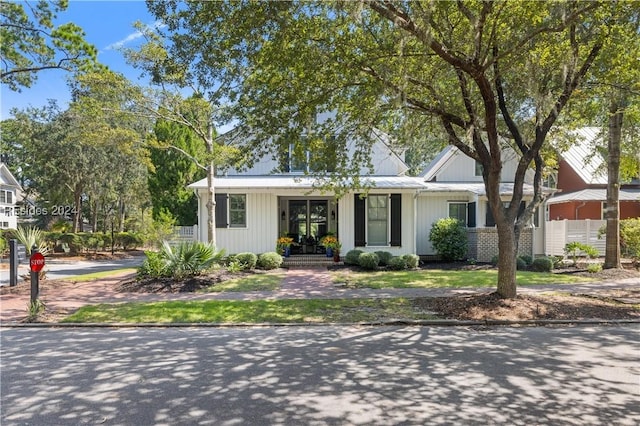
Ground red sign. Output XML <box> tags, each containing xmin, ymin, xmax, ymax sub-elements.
<box><xmin>30</xmin><ymin>252</ymin><xmax>45</xmax><ymax>272</ymax></box>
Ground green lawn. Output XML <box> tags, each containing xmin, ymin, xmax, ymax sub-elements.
<box><xmin>201</xmin><ymin>273</ymin><xmax>284</xmax><ymax>292</ymax></box>
<box><xmin>61</xmin><ymin>268</ymin><xmax>137</xmax><ymax>282</ymax></box>
<box><xmin>331</xmin><ymin>269</ymin><xmax>594</xmax><ymax>289</ymax></box>
<box><xmin>62</xmin><ymin>298</ymin><xmax>435</xmax><ymax>323</ymax></box>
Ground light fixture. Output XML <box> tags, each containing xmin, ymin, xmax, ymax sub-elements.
<box><xmin>331</xmin><ymin>210</ymin><xmax>335</xmax><ymax>220</ymax></box>
<box><xmin>281</xmin><ymin>210</ymin><xmax>286</xmax><ymax>221</ymax></box>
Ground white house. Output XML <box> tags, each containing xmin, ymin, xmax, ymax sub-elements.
<box><xmin>189</xmin><ymin>132</ymin><xmax>545</xmax><ymax>262</ymax></box>
<box><xmin>0</xmin><ymin>163</ymin><xmax>21</xmax><ymax>230</ymax></box>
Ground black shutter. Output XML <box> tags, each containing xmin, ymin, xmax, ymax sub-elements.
<box><xmin>390</xmin><ymin>194</ymin><xmax>402</xmax><ymax>246</ymax></box>
<box><xmin>354</xmin><ymin>194</ymin><xmax>366</xmax><ymax>247</ymax></box>
<box><xmin>486</xmin><ymin>201</ymin><xmax>495</xmax><ymax>227</ymax></box>
<box><xmin>215</xmin><ymin>193</ymin><xmax>228</xmax><ymax>228</ymax></box>
<box><xmin>467</xmin><ymin>202</ymin><xmax>476</xmax><ymax>228</ymax></box>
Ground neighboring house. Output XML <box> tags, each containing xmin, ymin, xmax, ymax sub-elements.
<box><xmin>0</xmin><ymin>163</ymin><xmax>21</xmax><ymax>230</ymax></box>
<box><xmin>547</xmin><ymin>127</ymin><xmax>640</xmax><ymax>221</ymax></box>
<box><xmin>188</xmin><ymin>130</ymin><xmax>545</xmax><ymax>263</ymax></box>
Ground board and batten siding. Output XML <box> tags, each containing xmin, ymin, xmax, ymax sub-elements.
<box><xmin>416</xmin><ymin>194</ymin><xmax>471</xmax><ymax>255</ymax></box>
<box><xmin>197</xmin><ymin>191</ymin><xmax>279</xmax><ymax>254</ymax></box>
<box><xmin>339</xmin><ymin>191</ymin><xmax>416</xmax><ymax>256</ymax></box>
<box><xmin>434</xmin><ymin>150</ymin><xmax>522</xmax><ymax>183</ymax></box>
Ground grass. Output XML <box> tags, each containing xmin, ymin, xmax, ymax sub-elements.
<box><xmin>61</xmin><ymin>268</ymin><xmax>137</xmax><ymax>282</ymax></box>
<box><xmin>332</xmin><ymin>269</ymin><xmax>595</xmax><ymax>289</ymax></box>
<box><xmin>201</xmin><ymin>273</ymin><xmax>283</xmax><ymax>292</ymax></box>
<box><xmin>62</xmin><ymin>298</ymin><xmax>436</xmax><ymax>323</ymax></box>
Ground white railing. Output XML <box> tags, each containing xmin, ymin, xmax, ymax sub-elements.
<box><xmin>545</xmin><ymin>219</ymin><xmax>606</xmax><ymax>256</ymax></box>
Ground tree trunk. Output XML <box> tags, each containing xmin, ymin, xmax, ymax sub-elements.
<box><xmin>604</xmin><ymin>100</ymin><xmax>624</xmax><ymax>269</ymax></box>
<box><xmin>118</xmin><ymin>199</ymin><xmax>126</xmax><ymax>232</ymax></box>
<box><xmin>206</xmin><ymin>123</ymin><xmax>217</xmax><ymax>245</ymax></box>
<box><xmin>91</xmin><ymin>199</ymin><xmax>98</xmax><ymax>232</ymax></box>
<box><xmin>72</xmin><ymin>184</ymin><xmax>83</xmax><ymax>233</ymax></box>
<box><xmin>495</xmin><ymin>220</ymin><xmax>518</xmax><ymax>298</ymax></box>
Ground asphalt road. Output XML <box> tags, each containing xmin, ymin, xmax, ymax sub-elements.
<box><xmin>0</xmin><ymin>257</ymin><xmax>142</xmax><ymax>285</ymax></box>
<box><xmin>1</xmin><ymin>325</ymin><xmax>638</xmax><ymax>425</ymax></box>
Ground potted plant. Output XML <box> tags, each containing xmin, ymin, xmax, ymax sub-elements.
<box><xmin>332</xmin><ymin>240</ymin><xmax>342</xmax><ymax>262</ymax></box>
<box><xmin>276</xmin><ymin>236</ymin><xmax>294</xmax><ymax>257</ymax></box>
<box><xmin>320</xmin><ymin>235</ymin><xmax>340</xmax><ymax>258</ymax></box>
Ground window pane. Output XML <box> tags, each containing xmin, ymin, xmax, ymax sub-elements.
<box><xmin>448</xmin><ymin>203</ymin><xmax>466</xmax><ymax>225</ymax></box>
<box><xmin>0</xmin><ymin>192</ymin><xmax>5</xmax><ymax>203</ymax></box>
<box><xmin>367</xmin><ymin>195</ymin><xmax>388</xmax><ymax>246</ymax></box>
<box><xmin>229</xmin><ymin>194</ymin><xmax>246</xmax><ymax>227</ymax></box>
<box><xmin>475</xmin><ymin>161</ymin><xmax>483</xmax><ymax>176</ymax></box>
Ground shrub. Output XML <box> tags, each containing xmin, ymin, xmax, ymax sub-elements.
<box><xmin>344</xmin><ymin>249</ymin><xmax>364</xmax><ymax>265</ymax></box>
<box><xmin>12</xmin><ymin>226</ymin><xmax>49</xmax><ymax>256</ymax></box>
<box><xmin>235</xmin><ymin>252</ymin><xmax>258</xmax><ymax>270</ymax></box>
<box><xmin>160</xmin><ymin>241</ymin><xmax>224</xmax><ymax>279</ymax></box>
<box><xmin>428</xmin><ymin>218</ymin><xmax>468</xmax><ymax>261</ymax></box>
<box><xmin>519</xmin><ymin>255</ymin><xmax>533</xmax><ymax>266</ymax></box>
<box><xmin>516</xmin><ymin>256</ymin><xmax>528</xmax><ymax>270</ymax></box>
<box><xmin>358</xmin><ymin>252</ymin><xmax>379</xmax><ymax>270</ymax></box>
<box><xmin>116</xmin><ymin>232</ymin><xmax>144</xmax><ymax>250</ymax></box>
<box><xmin>620</xmin><ymin>218</ymin><xmax>640</xmax><ymax>260</ymax></box>
<box><xmin>531</xmin><ymin>256</ymin><xmax>554</xmax><ymax>272</ymax></box>
<box><xmin>137</xmin><ymin>251</ymin><xmax>167</xmax><ymax>278</ymax></box>
<box><xmin>490</xmin><ymin>255</ymin><xmax>499</xmax><ymax>266</ymax></box>
<box><xmin>257</xmin><ymin>252</ymin><xmax>283</xmax><ymax>270</ymax></box>
<box><xmin>587</xmin><ymin>263</ymin><xmax>602</xmax><ymax>273</ymax></box>
<box><xmin>374</xmin><ymin>251</ymin><xmax>393</xmax><ymax>266</ymax></box>
<box><xmin>388</xmin><ymin>256</ymin><xmax>407</xmax><ymax>270</ymax></box>
<box><xmin>564</xmin><ymin>242</ymin><xmax>599</xmax><ymax>266</ymax></box>
<box><xmin>403</xmin><ymin>254</ymin><xmax>420</xmax><ymax>269</ymax></box>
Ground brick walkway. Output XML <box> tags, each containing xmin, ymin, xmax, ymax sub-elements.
<box><xmin>1</xmin><ymin>268</ymin><xmax>638</xmax><ymax>323</ymax></box>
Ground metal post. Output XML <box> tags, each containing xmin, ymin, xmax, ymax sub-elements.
<box><xmin>30</xmin><ymin>247</ymin><xmax>39</xmax><ymax>304</ymax></box>
<box><xmin>9</xmin><ymin>239</ymin><xmax>17</xmax><ymax>287</ymax></box>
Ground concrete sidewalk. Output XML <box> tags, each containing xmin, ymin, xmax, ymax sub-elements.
<box><xmin>1</xmin><ymin>267</ymin><xmax>638</xmax><ymax>323</ymax></box>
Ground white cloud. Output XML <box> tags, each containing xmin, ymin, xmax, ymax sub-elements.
<box><xmin>103</xmin><ymin>21</ymin><xmax>166</xmax><ymax>51</ymax></box>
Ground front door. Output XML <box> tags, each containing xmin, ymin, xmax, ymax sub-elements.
<box><xmin>288</xmin><ymin>200</ymin><xmax>328</xmax><ymax>247</ymax></box>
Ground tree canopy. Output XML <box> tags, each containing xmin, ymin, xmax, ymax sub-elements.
<box><xmin>0</xmin><ymin>0</ymin><xmax>98</xmax><ymax>91</ymax></box>
<box><xmin>145</xmin><ymin>0</ymin><xmax>629</xmax><ymax>297</ymax></box>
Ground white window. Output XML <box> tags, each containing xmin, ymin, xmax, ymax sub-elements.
<box><xmin>448</xmin><ymin>202</ymin><xmax>467</xmax><ymax>225</ymax></box>
<box><xmin>367</xmin><ymin>194</ymin><xmax>388</xmax><ymax>246</ymax></box>
<box><xmin>4</xmin><ymin>207</ymin><xmax>12</xmax><ymax>216</ymax></box>
<box><xmin>229</xmin><ymin>194</ymin><xmax>246</xmax><ymax>228</ymax></box>
<box><xmin>474</xmin><ymin>160</ymin><xmax>483</xmax><ymax>177</ymax></box>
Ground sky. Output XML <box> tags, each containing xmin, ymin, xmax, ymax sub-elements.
<box><xmin>0</xmin><ymin>0</ymin><xmax>157</xmax><ymax>119</ymax></box>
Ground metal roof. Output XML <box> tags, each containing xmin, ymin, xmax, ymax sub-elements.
<box><xmin>419</xmin><ymin>146</ymin><xmax>457</xmax><ymax>180</ymax></box>
<box><xmin>188</xmin><ymin>175</ymin><xmax>426</xmax><ymax>190</ymax></box>
<box><xmin>546</xmin><ymin>188</ymin><xmax>640</xmax><ymax>204</ymax></box>
<box><xmin>560</xmin><ymin>127</ymin><xmax>607</xmax><ymax>185</ymax></box>
<box><xmin>421</xmin><ymin>182</ymin><xmax>538</xmax><ymax>197</ymax></box>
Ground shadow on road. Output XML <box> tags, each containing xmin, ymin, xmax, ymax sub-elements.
<box><xmin>1</xmin><ymin>325</ymin><xmax>638</xmax><ymax>425</ymax></box>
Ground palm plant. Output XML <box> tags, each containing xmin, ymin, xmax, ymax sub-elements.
<box><xmin>13</xmin><ymin>226</ymin><xmax>50</xmax><ymax>256</ymax></box>
<box><xmin>159</xmin><ymin>241</ymin><xmax>224</xmax><ymax>279</ymax></box>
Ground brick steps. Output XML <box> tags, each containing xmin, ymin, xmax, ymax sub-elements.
<box><xmin>282</xmin><ymin>254</ymin><xmax>342</xmax><ymax>267</ymax></box>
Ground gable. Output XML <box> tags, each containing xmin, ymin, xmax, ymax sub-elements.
<box><xmin>0</xmin><ymin>163</ymin><xmax>21</xmax><ymax>189</ymax></box>
<box><xmin>221</xmin><ymin>126</ymin><xmax>409</xmax><ymax>177</ymax></box>
<box><xmin>420</xmin><ymin>146</ymin><xmax>530</xmax><ymax>183</ymax></box>
<box><xmin>557</xmin><ymin>127</ymin><xmax>607</xmax><ymax>185</ymax></box>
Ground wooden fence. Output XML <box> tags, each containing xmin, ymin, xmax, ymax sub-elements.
<box><xmin>545</xmin><ymin>219</ymin><xmax>606</xmax><ymax>256</ymax></box>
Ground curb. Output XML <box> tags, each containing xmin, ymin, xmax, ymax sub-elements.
<box><xmin>2</xmin><ymin>319</ymin><xmax>639</xmax><ymax>329</ymax></box>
